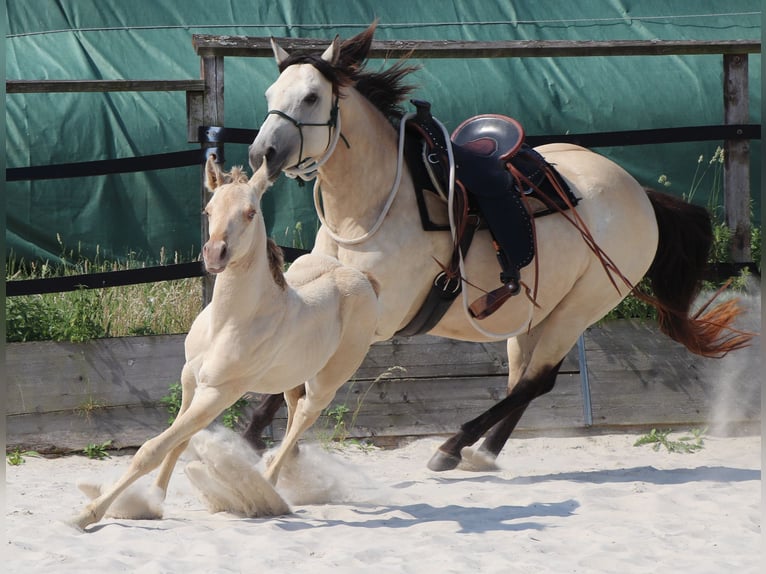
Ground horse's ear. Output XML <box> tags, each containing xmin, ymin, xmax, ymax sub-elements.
<box><xmin>338</xmin><ymin>21</ymin><xmax>376</xmax><ymax>68</ymax></box>
<box><xmin>248</xmin><ymin>166</ymin><xmax>273</xmax><ymax>201</ymax></box>
<box><xmin>270</xmin><ymin>37</ymin><xmax>289</xmax><ymax>66</ymax></box>
<box><xmin>205</xmin><ymin>154</ymin><xmax>224</xmax><ymax>192</ymax></box>
<box><xmin>320</xmin><ymin>35</ymin><xmax>341</xmax><ymax>65</ymax></box>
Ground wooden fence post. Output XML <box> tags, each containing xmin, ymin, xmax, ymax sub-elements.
<box><xmin>723</xmin><ymin>53</ymin><xmax>751</xmax><ymax>263</ymax></box>
<box><xmin>199</xmin><ymin>55</ymin><xmax>225</xmax><ymax>305</ymax></box>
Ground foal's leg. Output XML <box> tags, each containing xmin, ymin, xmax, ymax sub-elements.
<box><xmin>263</xmin><ymin>337</ymin><xmax>373</xmax><ymax>485</ymax></box>
<box><xmin>155</xmin><ymin>364</ymin><xmax>197</xmax><ymax>493</ymax></box>
<box><xmin>72</xmin><ymin>383</ymin><xmax>242</xmax><ymax>530</ymax></box>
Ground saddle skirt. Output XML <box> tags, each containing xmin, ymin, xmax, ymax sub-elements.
<box><xmin>405</xmin><ymin>100</ymin><xmax>579</xmax><ymax>278</ymax></box>
<box><xmin>396</xmin><ymin>100</ymin><xmax>580</xmax><ymax>334</ymax></box>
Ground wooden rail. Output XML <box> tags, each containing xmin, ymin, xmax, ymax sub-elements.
<box><xmin>6</xmin><ymin>79</ymin><xmax>205</xmax><ymax>93</ymax></box>
<box><xmin>192</xmin><ymin>36</ymin><xmax>760</xmax><ymax>59</ymax></box>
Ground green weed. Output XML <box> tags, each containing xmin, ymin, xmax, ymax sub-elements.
<box><xmin>83</xmin><ymin>440</ymin><xmax>113</xmax><ymax>460</ymax></box>
<box><xmin>6</xmin><ymin>449</ymin><xmax>41</xmax><ymax>466</ymax></box>
<box><xmin>634</xmin><ymin>427</ymin><xmax>707</xmax><ymax>453</ymax></box>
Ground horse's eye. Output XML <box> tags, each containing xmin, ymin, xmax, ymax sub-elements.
<box><xmin>246</xmin><ymin>209</ymin><xmax>257</xmax><ymax>221</ymax></box>
<box><xmin>304</xmin><ymin>92</ymin><xmax>319</xmax><ymax>105</ymax></box>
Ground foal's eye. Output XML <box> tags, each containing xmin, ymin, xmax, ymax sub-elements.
<box><xmin>246</xmin><ymin>209</ymin><xmax>257</xmax><ymax>221</ymax></box>
<box><xmin>304</xmin><ymin>92</ymin><xmax>319</xmax><ymax>105</ymax></box>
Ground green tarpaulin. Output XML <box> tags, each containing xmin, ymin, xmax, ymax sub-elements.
<box><xmin>6</xmin><ymin>1</ymin><xmax>761</xmax><ymax>264</ymax></box>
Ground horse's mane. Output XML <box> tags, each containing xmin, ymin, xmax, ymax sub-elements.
<box><xmin>226</xmin><ymin>166</ymin><xmax>250</xmax><ymax>184</ymax></box>
<box><xmin>266</xmin><ymin>238</ymin><xmax>287</xmax><ymax>289</ymax></box>
<box><xmin>278</xmin><ymin>23</ymin><xmax>418</xmax><ymax>121</ymax></box>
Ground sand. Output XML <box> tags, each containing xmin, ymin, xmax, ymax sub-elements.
<box><xmin>5</xmin><ymin>429</ymin><xmax>761</xmax><ymax>573</ymax></box>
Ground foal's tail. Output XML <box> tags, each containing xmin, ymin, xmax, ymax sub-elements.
<box><xmin>635</xmin><ymin>189</ymin><xmax>753</xmax><ymax>358</ymax></box>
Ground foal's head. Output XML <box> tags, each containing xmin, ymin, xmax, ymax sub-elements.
<box><xmin>202</xmin><ymin>156</ymin><xmax>284</xmax><ymax>285</ymax></box>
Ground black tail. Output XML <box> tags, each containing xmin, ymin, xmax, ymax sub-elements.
<box><xmin>635</xmin><ymin>189</ymin><xmax>752</xmax><ymax>357</ymax></box>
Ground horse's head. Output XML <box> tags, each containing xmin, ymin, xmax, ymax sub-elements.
<box><xmin>249</xmin><ymin>24</ymin><xmax>378</xmax><ymax>181</ymax></box>
<box><xmin>202</xmin><ymin>155</ymin><xmax>272</xmax><ymax>273</ymax></box>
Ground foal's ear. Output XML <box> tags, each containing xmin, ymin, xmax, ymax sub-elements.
<box><xmin>248</xmin><ymin>166</ymin><xmax>273</xmax><ymax>201</ymax></box>
<box><xmin>205</xmin><ymin>154</ymin><xmax>225</xmax><ymax>192</ymax></box>
<box><xmin>270</xmin><ymin>37</ymin><xmax>290</xmax><ymax>66</ymax></box>
<box><xmin>321</xmin><ymin>35</ymin><xmax>341</xmax><ymax>65</ymax></box>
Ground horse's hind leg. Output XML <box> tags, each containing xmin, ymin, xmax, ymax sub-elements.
<box><xmin>426</xmin><ymin>362</ymin><xmax>561</xmax><ymax>472</ymax></box>
<box><xmin>476</xmin><ymin>358</ymin><xmax>564</xmax><ymax>458</ymax></box>
<box><xmin>428</xmin><ymin>302</ymin><xmax>590</xmax><ymax>471</ymax></box>
<box><xmin>264</xmin><ymin>330</ymin><xmax>374</xmax><ymax>485</ymax></box>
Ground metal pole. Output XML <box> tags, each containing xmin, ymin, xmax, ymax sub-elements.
<box><xmin>576</xmin><ymin>334</ymin><xmax>593</xmax><ymax>427</ymax></box>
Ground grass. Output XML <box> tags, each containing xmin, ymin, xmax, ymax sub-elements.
<box><xmin>316</xmin><ymin>365</ymin><xmax>406</xmax><ymax>450</ymax></box>
<box><xmin>6</xmin><ymin>245</ymin><xmax>201</xmax><ymax>342</ymax></box>
<box><xmin>83</xmin><ymin>440</ymin><xmax>113</xmax><ymax>460</ymax></box>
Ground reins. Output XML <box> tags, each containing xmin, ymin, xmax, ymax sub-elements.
<box><xmin>313</xmin><ymin>110</ymin><xmax>414</xmax><ymax>246</ymax></box>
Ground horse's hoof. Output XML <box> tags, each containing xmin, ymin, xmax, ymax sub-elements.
<box><xmin>427</xmin><ymin>449</ymin><xmax>461</xmax><ymax>472</ymax></box>
<box><xmin>70</xmin><ymin>509</ymin><xmax>97</xmax><ymax>531</ymax></box>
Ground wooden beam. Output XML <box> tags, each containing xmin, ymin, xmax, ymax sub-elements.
<box><xmin>192</xmin><ymin>36</ymin><xmax>760</xmax><ymax>59</ymax></box>
<box><xmin>723</xmin><ymin>54</ymin><xmax>751</xmax><ymax>262</ymax></box>
<box><xmin>6</xmin><ymin>79</ymin><xmax>205</xmax><ymax>94</ymax></box>
<box><xmin>199</xmin><ymin>56</ymin><xmax>225</xmax><ymax>306</ymax></box>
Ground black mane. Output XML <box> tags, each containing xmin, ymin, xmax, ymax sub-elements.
<box><xmin>279</xmin><ymin>24</ymin><xmax>418</xmax><ymax>121</ymax></box>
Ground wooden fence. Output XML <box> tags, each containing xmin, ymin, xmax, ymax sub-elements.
<box><xmin>6</xmin><ymin>319</ymin><xmax>761</xmax><ymax>453</ymax></box>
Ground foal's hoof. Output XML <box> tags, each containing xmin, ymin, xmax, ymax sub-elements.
<box><xmin>70</xmin><ymin>509</ymin><xmax>98</xmax><ymax>531</ymax></box>
<box><xmin>427</xmin><ymin>449</ymin><xmax>461</xmax><ymax>472</ymax></box>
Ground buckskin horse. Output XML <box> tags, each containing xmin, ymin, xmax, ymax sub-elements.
<box><xmin>247</xmin><ymin>23</ymin><xmax>750</xmax><ymax>472</ymax></box>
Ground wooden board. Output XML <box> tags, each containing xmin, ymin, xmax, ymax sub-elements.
<box><xmin>6</xmin><ymin>321</ymin><xmax>760</xmax><ymax>452</ymax></box>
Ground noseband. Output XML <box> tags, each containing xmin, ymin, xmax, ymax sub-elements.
<box><xmin>265</xmin><ymin>95</ymin><xmax>347</xmax><ymax>181</ymax></box>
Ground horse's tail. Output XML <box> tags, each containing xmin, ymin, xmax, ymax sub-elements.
<box><xmin>634</xmin><ymin>188</ymin><xmax>752</xmax><ymax>358</ymax></box>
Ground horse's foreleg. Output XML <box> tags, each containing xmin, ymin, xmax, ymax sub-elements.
<box><xmin>241</xmin><ymin>393</ymin><xmax>286</xmax><ymax>453</ymax></box>
<box><xmin>72</xmin><ymin>384</ymin><xmax>240</xmax><ymax>530</ymax></box>
<box><xmin>155</xmin><ymin>363</ymin><xmax>197</xmax><ymax>493</ymax></box>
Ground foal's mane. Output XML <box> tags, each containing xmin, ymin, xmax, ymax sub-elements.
<box><xmin>266</xmin><ymin>239</ymin><xmax>287</xmax><ymax>290</ymax></box>
<box><xmin>278</xmin><ymin>23</ymin><xmax>418</xmax><ymax>121</ymax></box>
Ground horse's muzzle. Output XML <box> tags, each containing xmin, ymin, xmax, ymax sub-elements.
<box><xmin>203</xmin><ymin>239</ymin><xmax>229</xmax><ymax>274</ymax></box>
<box><xmin>249</xmin><ymin>141</ymin><xmax>289</xmax><ymax>182</ymax></box>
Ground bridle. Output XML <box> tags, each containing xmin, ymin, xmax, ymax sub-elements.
<box><xmin>265</xmin><ymin>95</ymin><xmax>347</xmax><ymax>181</ymax></box>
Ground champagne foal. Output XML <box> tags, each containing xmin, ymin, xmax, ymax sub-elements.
<box><xmin>73</xmin><ymin>156</ymin><xmax>379</xmax><ymax>529</ymax></box>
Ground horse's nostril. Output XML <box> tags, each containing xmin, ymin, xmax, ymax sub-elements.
<box><xmin>265</xmin><ymin>146</ymin><xmax>276</xmax><ymax>162</ymax></box>
<box><xmin>220</xmin><ymin>244</ymin><xmax>227</xmax><ymax>260</ymax></box>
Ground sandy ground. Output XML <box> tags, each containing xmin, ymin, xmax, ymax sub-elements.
<box><xmin>5</xmin><ymin>430</ymin><xmax>761</xmax><ymax>574</ymax></box>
